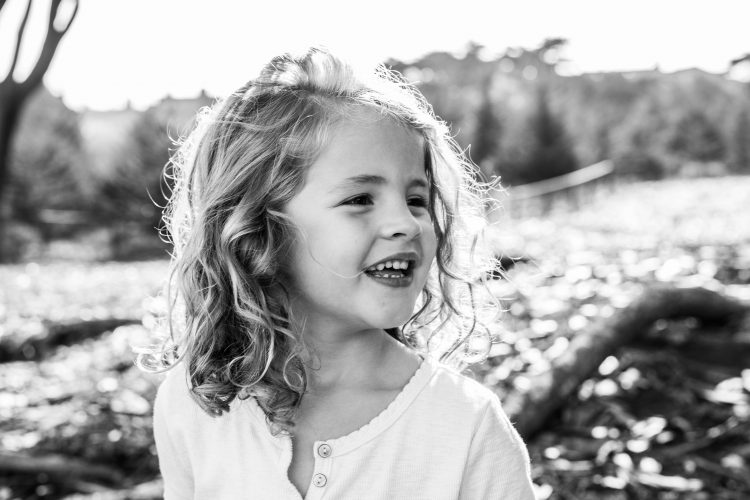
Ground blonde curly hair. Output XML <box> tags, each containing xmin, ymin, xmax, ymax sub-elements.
<box><xmin>138</xmin><ymin>47</ymin><xmax>502</xmax><ymax>433</ymax></box>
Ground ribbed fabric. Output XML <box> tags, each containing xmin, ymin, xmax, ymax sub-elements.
<box><xmin>153</xmin><ymin>358</ymin><xmax>535</xmax><ymax>500</ymax></box>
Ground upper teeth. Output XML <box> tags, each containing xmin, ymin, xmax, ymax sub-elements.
<box><xmin>368</xmin><ymin>260</ymin><xmax>410</xmax><ymax>271</ymax></box>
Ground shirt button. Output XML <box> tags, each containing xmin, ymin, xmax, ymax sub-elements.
<box><xmin>317</xmin><ymin>443</ymin><xmax>332</xmax><ymax>458</ymax></box>
<box><xmin>312</xmin><ymin>473</ymin><xmax>327</xmax><ymax>487</ymax></box>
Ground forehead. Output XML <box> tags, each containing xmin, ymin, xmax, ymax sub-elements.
<box><xmin>303</xmin><ymin>110</ymin><xmax>427</xmax><ymax>190</ymax></box>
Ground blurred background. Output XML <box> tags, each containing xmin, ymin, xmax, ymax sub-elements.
<box><xmin>1</xmin><ymin>0</ymin><xmax>749</xmax><ymax>499</ymax></box>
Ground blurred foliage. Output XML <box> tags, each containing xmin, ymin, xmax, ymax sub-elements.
<box><xmin>93</xmin><ymin>110</ymin><xmax>171</xmax><ymax>230</ymax></box>
<box><xmin>520</xmin><ymin>85</ymin><xmax>579</xmax><ymax>184</ymax></box>
<box><xmin>728</xmin><ymin>107</ymin><xmax>750</xmax><ymax>174</ymax></box>
<box><xmin>389</xmin><ymin>39</ymin><xmax>750</xmax><ymax>185</ymax></box>
<box><xmin>90</xmin><ymin>110</ymin><xmax>174</xmax><ymax>260</ymax></box>
<box><xmin>669</xmin><ymin>109</ymin><xmax>725</xmax><ymax>163</ymax></box>
<box><xmin>5</xmin><ymin>40</ymin><xmax>750</xmax><ymax>262</ymax></box>
<box><xmin>612</xmin><ymin>152</ymin><xmax>665</xmax><ymax>181</ymax></box>
<box><xmin>8</xmin><ymin>88</ymin><xmax>87</xmax><ymax>235</ymax></box>
<box><xmin>469</xmin><ymin>74</ymin><xmax>502</xmax><ymax>179</ymax></box>
<box><xmin>389</xmin><ymin>39</ymin><xmax>581</xmax><ymax>186</ymax></box>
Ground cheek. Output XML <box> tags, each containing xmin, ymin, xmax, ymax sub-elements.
<box><xmin>288</xmin><ymin>218</ymin><xmax>367</xmax><ymax>280</ymax></box>
<box><xmin>302</xmin><ymin>219</ymin><xmax>357</xmax><ymax>258</ymax></box>
<box><xmin>422</xmin><ymin>221</ymin><xmax>438</xmax><ymax>259</ymax></box>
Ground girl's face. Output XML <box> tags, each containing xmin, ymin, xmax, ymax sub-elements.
<box><xmin>282</xmin><ymin>110</ymin><xmax>437</xmax><ymax>337</ymax></box>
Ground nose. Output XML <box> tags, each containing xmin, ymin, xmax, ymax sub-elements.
<box><xmin>379</xmin><ymin>202</ymin><xmax>423</xmax><ymax>240</ymax></box>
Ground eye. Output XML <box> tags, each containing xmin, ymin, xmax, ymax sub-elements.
<box><xmin>408</xmin><ymin>195</ymin><xmax>429</xmax><ymax>208</ymax></box>
<box><xmin>342</xmin><ymin>194</ymin><xmax>373</xmax><ymax>206</ymax></box>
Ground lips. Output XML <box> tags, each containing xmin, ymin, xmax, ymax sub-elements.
<box><xmin>364</xmin><ymin>270</ymin><xmax>414</xmax><ymax>288</ymax></box>
<box><xmin>363</xmin><ymin>251</ymin><xmax>420</xmax><ymax>288</ymax></box>
<box><xmin>365</xmin><ymin>265</ymin><xmax>412</xmax><ymax>282</ymax></box>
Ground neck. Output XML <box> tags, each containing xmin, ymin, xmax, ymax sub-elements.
<box><xmin>300</xmin><ymin>324</ymin><xmax>394</xmax><ymax>392</ymax></box>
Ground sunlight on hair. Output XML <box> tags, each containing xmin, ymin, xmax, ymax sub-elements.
<box><xmin>137</xmin><ymin>46</ymin><xmax>505</xmax><ymax>431</ymax></box>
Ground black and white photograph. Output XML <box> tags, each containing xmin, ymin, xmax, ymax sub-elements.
<box><xmin>1</xmin><ymin>1</ymin><xmax>749</xmax><ymax>499</ymax></box>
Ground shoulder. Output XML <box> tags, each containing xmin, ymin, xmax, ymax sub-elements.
<box><xmin>152</xmin><ymin>361</ymin><xmax>204</xmax><ymax>433</ymax></box>
<box><xmin>416</xmin><ymin>358</ymin><xmax>530</xmax><ymax>456</ymax></box>
<box><xmin>420</xmin><ymin>359</ymin><xmax>527</xmax><ymax>441</ymax></box>
<box><xmin>153</xmin><ymin>362</ymin><xmax>267</xmax><ymax>431</ymax></box>
<box><xmin>422</xmin><ymin>359</ymin><xmax>502</xmax><ymax>415</ymax></box>
<box><xmin>154</xmin><ymin>362</ymin><xmax>194</xmax><ymax>412</ymax></box>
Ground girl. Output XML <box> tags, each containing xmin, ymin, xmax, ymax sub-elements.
<box><xmin>144</xmin><ymin>47</ymin><xmax>534</xmax><ymax>499</ymax></box>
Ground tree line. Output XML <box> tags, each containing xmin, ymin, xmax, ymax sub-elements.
<box><xmin>4</xmin><ymin>39</ymin><xmax>750</xmax><ymax>261</ymax></box>
<box><xmin>388</xmin><ymin>39</ymin><xmax>750</xmax><ymax>185</ymax></box>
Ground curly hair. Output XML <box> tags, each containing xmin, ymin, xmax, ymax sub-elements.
<box><xmin>138</xmin><ymin>47</ymin><xmax>503</xmax><ymax>433</ymax></box>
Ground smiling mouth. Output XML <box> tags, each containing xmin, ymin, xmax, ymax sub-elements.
<box><xmin>365</xmin><ymin>267</ymin><xmax>411</xmax><ymax>279</ymax></box>
<box><xmin>363</xmin><ymin>266</ymin><xmax>414</xmax><ymax>288</ymax></box>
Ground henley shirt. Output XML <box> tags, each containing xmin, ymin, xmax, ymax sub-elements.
<box><xmin>153</xmin><ymin>357</ymin><xmax>535</xmax><ymax>499</ymax></box>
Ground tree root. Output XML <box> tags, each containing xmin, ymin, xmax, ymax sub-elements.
<box><xmin>501</xmin><ymin>285</ymin><xmax>749</xmax><ymax>439</ymax></box>
<box><xmin>0</xmin><ymin>450</ymin><xmax>124</xmax><ymax>485</ymax></box>
<box><xmin>0</xmin><ymin>318</ymin><xmax>139</xmax><ymax>362</ymax></box>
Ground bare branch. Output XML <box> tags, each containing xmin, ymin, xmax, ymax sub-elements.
<box><xmin>5</xmin><ymin>0</ymin><xmax>34</xmax><ymax>84</ymax></box>
<box><xmin>23</xmin><ymin>0</ymin><xmax>79</xmax><ymax>91</ymax></box>
<box><xmin>55</xmin><ymin>0</ymin><xmax>78</xmax><ymax>32</ymax></box>
<box><xmin>730</xmin><ymin>53</ymin><xmax>750</xmax><ymax>68</ymax></box>
<box><xmin>48</xmin><ymin>0</ymin><xmax>62</xmax><ymax>26</ymax></box>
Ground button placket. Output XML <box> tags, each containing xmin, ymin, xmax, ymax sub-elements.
<box><xmin>306</xmin><ymin>441</ymin><xmax>333</xmax><ymax>499</ymax></box>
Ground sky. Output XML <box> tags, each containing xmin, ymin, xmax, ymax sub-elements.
<box><xmin>1</xmin><ymin>0</ymin><xmax>749</xmax><ymax>111</ymax></box>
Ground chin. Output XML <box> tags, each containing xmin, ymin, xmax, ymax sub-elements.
<box><xmin>371</xmin><ymin>307</ymin><xmax>415</xmax><ymax>330</ymax></box>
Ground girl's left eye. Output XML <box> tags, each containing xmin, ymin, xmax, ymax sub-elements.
<box><xmin>342</xmin><ymin>194</ymin><xmax>373</xmax><ymax>206</ymax></box>
<box><xmin>341</xmin><ymin>194</ymin><xmax>429</xmax><ymax>208</ymax></box>
<box><xmin>408</xmin><ymin>196</ymin><xmax>429</xmax><ymax>208</ymax></box>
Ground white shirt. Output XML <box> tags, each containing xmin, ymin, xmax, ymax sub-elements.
<box><xmin>153</xmin><ymin>357</ymin><xmax>535</xmax><ymax>499</ymax></box>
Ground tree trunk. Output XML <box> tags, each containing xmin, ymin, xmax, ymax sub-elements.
<box><xmin>501</xmin><ymin>285</ymin><xmax>749</xmax><ymax>439</ymax></box>
<box><xmin>0</xmin><ymin>99</ymin><xmax>22</xmax><ymax>261</ymax></box>
<box><xmin>0</xmin><ymin>0</ymin><xmax>79</xmax><ymax>262</ymax></box>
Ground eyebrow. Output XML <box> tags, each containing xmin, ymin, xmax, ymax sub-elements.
<box><xmin>331</xmin><ymin>174</ymin><xmax>428</xmax><ymax>193</ymax></box>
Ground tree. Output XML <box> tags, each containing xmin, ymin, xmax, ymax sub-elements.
<box><xmin>387</xmin><ymin>45</ymin><xmax>499</xmax><ymax>151</ymax></box>
<box><xmin>96</xmin><ymin>110</ymin><xmax>172</xmax><ymax>227</ymax></box>
<box><xmin>470</xmin><ymin>74</ymin><xmax>502</xmax><ymax>180</ymax></box>
<box><xmin>728</xmin><ymin>107</ymin><xmax>750</xmax><ymax>174</ymax></box>
<box><xmin>527</xmin><ymin>85</ymin><xmax>578</xmax><ymax>182</ymax></box>
<box><xmin>485</xmin><ymin>38</ymin><xmax>579</xmax><ymax>185</ymax></box>
<box><xmin>9</xmin><ymin>87</ymin><xmax>85</xmax><ymax>234</ymax></box>
<box><xmin>0</xmin><ymin>0</ymin><xmax>79</xmax><ymax>261</ymax></box>
<box><xmin>668</xmin><ymin>109</ymin><xmax>725</xmax><ymax>163</ymax></box>
<box><xmin>498</xmin><ymin>85</ymin><xmax>579</xmax><ymax>185</ymax></box>
<box><xmin>93</xmin><ymin>110</ymin><xmax>172</xmax><ymax>258</ymax></box>
<box><xmin>610</xmin><ymin>96</ymin><xmax>671</xmax><ymax>179</ymax></box>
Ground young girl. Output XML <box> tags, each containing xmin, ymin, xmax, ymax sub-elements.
<box><xmin>144</xmin><ymin>47</ymin><xmax>534</xmax><ymax>499</ymax></box>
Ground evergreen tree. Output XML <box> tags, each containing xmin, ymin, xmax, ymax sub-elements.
<box><xmin>95</xmin><ymin>110</ymin><xmax>172</xmax><ymax>232</ymax></box>
<box><xmin>9</xmin><ymin>88</ymin><xmax>86</xmax><ymax>230</ymax></box>
<box><xmin>728</xmin><ymin>107</ymin><xmax>750</xmax><ymax>173</ymax></box>
<box><xmin>523</xmin><ymin>85</ymin><xmax>579</xmax><ymax>183</ymax></box>
<box><xmin>668</xmin><ymin>109</ymin><xmax>725</xmax><ymax>162</ymax></box>
<box><xmin>610</xmin><ymin>95</ymin><xmax>671</xmax><ymax>178</ymax></box>
<box><xmin>470</xmin><ymin>74</ymin><xmax>502</xmax><ymax>180</ymax></box>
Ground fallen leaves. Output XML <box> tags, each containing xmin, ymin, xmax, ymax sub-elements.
<box><xmin>0</xmin><ymin>176</ymin><xmax>749</xmax><ymax>499</ymax></box>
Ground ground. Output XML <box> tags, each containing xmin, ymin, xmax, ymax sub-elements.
<box><xmin>1</xmin><ymin>176</ymin><xmax>749</xmax><ymax>499</ymax></box>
